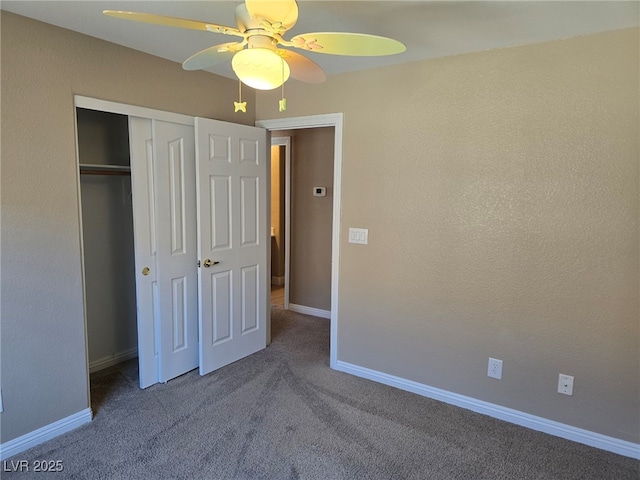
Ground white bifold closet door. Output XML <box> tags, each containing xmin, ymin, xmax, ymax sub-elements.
<box><xmin>129</xmin><ymin>116</ymin><xmax>268</xmax><ymax>388</ymax></box>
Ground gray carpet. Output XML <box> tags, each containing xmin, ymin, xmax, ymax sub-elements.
<box><xmin>6</xmin><ymin>307</ymin><xmax>639</xmax><ymax>479</ymax></box>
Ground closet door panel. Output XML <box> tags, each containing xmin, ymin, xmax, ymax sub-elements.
<box><xmin>168</xmin><ymin>138</ymin><xmax>187</xmax><ymax>255</ymax></box>
<box><xmin>153</xmin><ymin>120</ymin><xmax>199</xmax><ymax>383</ymax></box>
<box><xmin>129</xmin><ymin>117</ymin><xmax>159</xmax><ymax>389</ymax></box>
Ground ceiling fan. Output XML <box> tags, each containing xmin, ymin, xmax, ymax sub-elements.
<box><xmin>103</xmin><ymin>0</ymin><xmax>406</xmax><ymax>94</ymax></box>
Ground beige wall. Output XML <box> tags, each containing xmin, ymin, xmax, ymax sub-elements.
<box><xmin>0</xmin><ymin>12</ymin><xmax>255</xmax><ymax>444</ymax></box>
<box><xmin>257</xmin><ymin>28</ymin><xmax>639</xmax><ymax>443</ymax></box>
<box><xmin>274</xmin><ymin>128</ymin><xmax>335</xmax><ymax>312</ymax></box>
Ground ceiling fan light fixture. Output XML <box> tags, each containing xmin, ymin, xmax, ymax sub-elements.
<box><xmin>232</xmin><ymin>48</ymin><xmax>290</xmax><ymax>90</ymax></box>
<box><xmin>104</xmin><ymin>0</ymin><xmax>407</xmax><ymax>102</ymax></box>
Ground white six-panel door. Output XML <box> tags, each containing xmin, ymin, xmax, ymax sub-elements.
<box><xmin>130</xmin><ymin>114</ymin><xmax>267</xmax><ymax>385</ymax></box>
<box><xmin>195</xmin><ymin>118</ymin><xmax>268</xmax><ymax>376</ymax></box>
<box><xmin>153</xmin><ymin>120</ymin><xmax>199</xmax><ymax>383</ymax></box>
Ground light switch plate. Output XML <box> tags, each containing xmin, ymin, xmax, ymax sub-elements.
<box><xmin>349</xmin><ymin>228</ymin><xmax>368</xmax><ymax>245</ymax></box>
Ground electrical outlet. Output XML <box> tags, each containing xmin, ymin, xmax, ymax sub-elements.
<box><xmin>487</xmin><ymin>358</ymin><xmax>503</xmax><ymax>379</ymax></box>
<box><xmin>558</xmin><ymin>374</ymin><xmax>574</xmax><ymax>395</ymax></box>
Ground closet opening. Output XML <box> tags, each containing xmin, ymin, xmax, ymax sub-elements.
<box><xmin>75</xmin><ymin>96</ymin><xmax>272</xmax><ymax>396</ymax></box>
<box><xmin>77</xmin><ymin>107</ymin><xmax>139</xmax><ymax>408</ymax></box>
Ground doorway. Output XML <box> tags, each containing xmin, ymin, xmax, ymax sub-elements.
<box><xmin>257</xmin><ymin>114</ymin><xmax>343</xmax><ymax>369</ymax></box>
<box><xmin>270</xmin><ymin>138</ymin><xmax>289</xmax><ymax>309</ymax></box>
<box><xmin>270</xmin><ymin>129</ymin><xmax>334</xmax><ymax>320</ymax></box>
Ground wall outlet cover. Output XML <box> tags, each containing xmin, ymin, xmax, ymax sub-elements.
<box><xmin>558</xmin><ymin>374</ymin><xmax>574</xmax><ymax>395</ymax></box>
<box><xmin>488</xmin><ymin>357</ymin><xmax>503</xmax><ymax>379</ymax></box>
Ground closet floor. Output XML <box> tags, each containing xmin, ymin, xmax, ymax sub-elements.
<box><xmin>90</xmin><ymin>359</ymin><xmax>139</xmax><ymax>416</ymax></box>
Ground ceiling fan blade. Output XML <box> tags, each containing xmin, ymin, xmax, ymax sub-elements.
<box><xmin>103</xmin><ymin>10</ymin><xmax>244</xmax><ymax>37</ymax></box>
<box><xmin>182</xmin><ymin>43</ymin><xmax>242</xmax><ymax>71</ymax></box>
<box><xmin>290</xmin><ymin>32</ymin><xmax>406</xmax><ymax>56</ymax></box>
<box><xmin>278</xmin><ymin>50</ymin><xmax>326</xmax><ymax>84</ymax></box>
<box><xmin>245</xmin><ymin>0</ymin><xmax>299</xmax><ymax>30</ymax></box>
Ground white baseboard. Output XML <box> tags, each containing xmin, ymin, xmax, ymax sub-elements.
<box><xmin>0</xmin><ymin>408</ymin><xmax>92</xmax><ymax>461</ymax></box>
<box><xmin>335</xmin><ymin>360</ymin><xmax>640</xmax><ymax>460</ymax></box>
<box><xmin>89</xmin><ymin>347</ymin><xmax>137</xmax><ymax>373</ymax></box>
<box><xmin>289</xmin><ymin>303</ymin><xmax>331</xmax><ymax>319</ymax></box>
<box><xmin>271</xmin><ymin>276</ymin><xmax>285</xmax><ymax>286</ymax></box>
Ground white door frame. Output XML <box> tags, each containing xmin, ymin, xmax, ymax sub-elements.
<box><xmin>75</xmin><ymin>96</ymin><xmax>194</xmax><ymax>126</ymax></box>
<box><xmin>271</xmin><ymin>136</ymin><xmax>291</xmax><ymax>309</ymax></box>
<box><xmin>256</xmin><ymin>114</ymin><xmax>343</xmax><ymax>369</ymax></box>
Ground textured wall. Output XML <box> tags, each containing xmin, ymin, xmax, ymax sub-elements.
<box><xmin>0</xmin><ymin>12</ymin><xmax>254</xmax><ymax>444</ymax></box>
<box><xmin>274</xmin><ymin>128</ymin><xmax>335</xmax><ymax>312</ymax></box>
<box><xmin>257</xmin><ymin>28</ymin><xmax>639</xmax><ymax>442</ymax></box>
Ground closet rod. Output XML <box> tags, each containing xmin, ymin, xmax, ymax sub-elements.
<box><xmin>80</xmin><ymin>169</ymin><xmax>131</xmax><ymax>176</ymax></box>
<box><xmin>79</xmin><ymin>164</ymin><xmax>131</xmax><ymax>176</ymax></box>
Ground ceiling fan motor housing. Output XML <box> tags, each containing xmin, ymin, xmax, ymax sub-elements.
<box><xmin>235</xmin><ymin>3</ymin><xmax>262</xmax><ymax>33</ymax></box>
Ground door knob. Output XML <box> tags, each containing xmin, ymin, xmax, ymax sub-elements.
<box><xmin>203</xmin><ymin>259</ymin><xmax>219</xmax><ymax>268</ymax></box>
<box><xmin>142</xmin><ymin>267</ymin><xmax>150</xmax><ymax>276</ymax></box>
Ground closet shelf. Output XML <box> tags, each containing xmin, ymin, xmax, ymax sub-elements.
<box><xmin>79</xmin><ymin>164</ymin><xmax>131</xmax><ymax>176</ymax></box>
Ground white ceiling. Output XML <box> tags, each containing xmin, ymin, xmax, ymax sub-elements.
<box><xmin>2</xmin><ymin>1</ymin><xmax>638</xmax><ymax>81</ymax></box>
